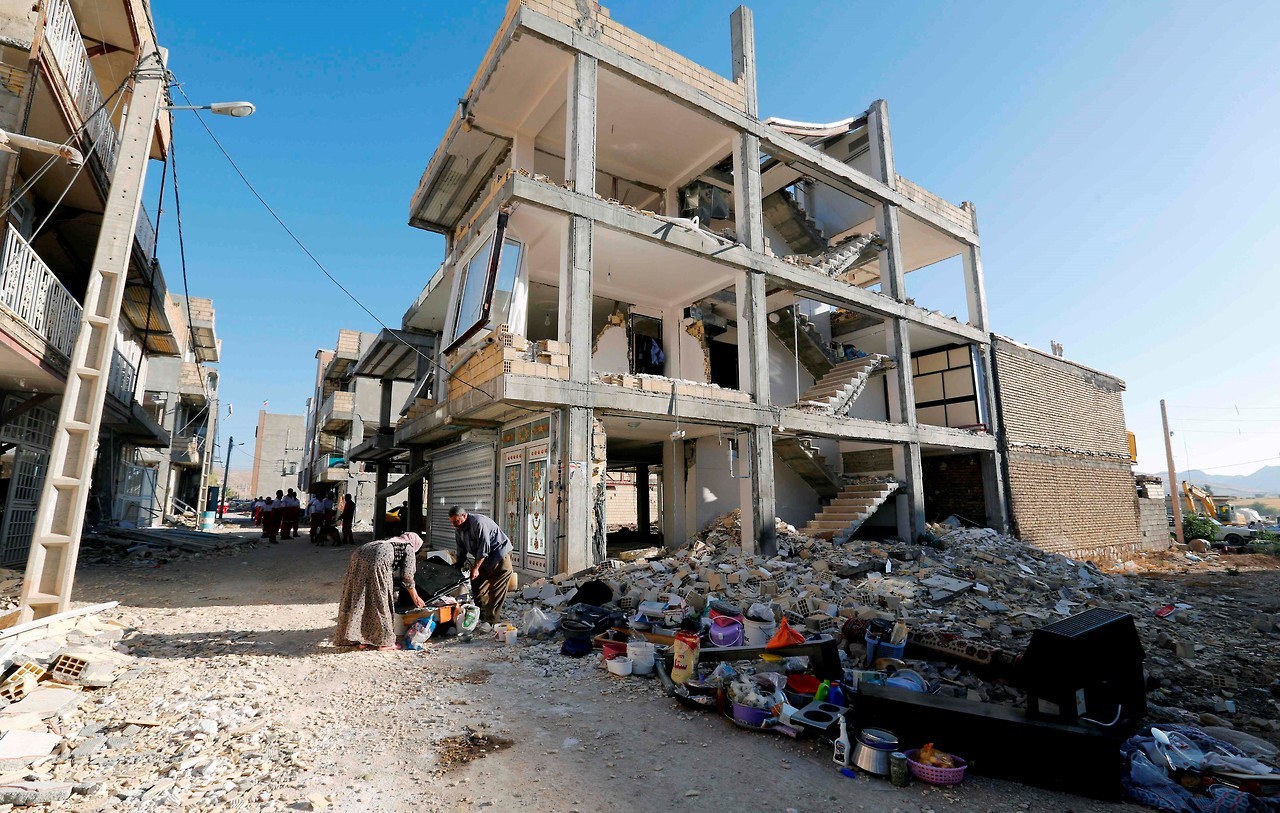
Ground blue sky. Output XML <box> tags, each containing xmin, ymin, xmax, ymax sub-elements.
<box><xmin>153</xmin><ymin>0</ymin><xmax>1280</xmax><ymax>478</ymax></box>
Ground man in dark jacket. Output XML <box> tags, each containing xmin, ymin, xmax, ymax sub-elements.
<box><xmin>450</xmin><ymin>506</ymin><xmax>513</xmax><ymax>634</ymax></box>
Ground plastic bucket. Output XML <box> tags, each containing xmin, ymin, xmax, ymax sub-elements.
<box><xmin>627</xmin><ymin>641</ymin><xmax>655</xmax><ymax>661</ymax></box>
<box><xmin>865</xmin><ymin>633</ymin><xmax>906</xmax><ymax>666</ymax></box>
<box><xmin>503</xmin><ymin>627</ymin><xmax>518</xmax><ymax>646</ymax></box>
<box><xmin>493</xmin><ymin>623</ymin><xmax>517</xmax><ymax>642</ymax></box>
<box><xmin>743</xmin><ymin>618</ymin><xmax>777</xmax><ymax>647</ymax></box>
<box><xmin>631</xmin><ymin>656</ymin><xmax>655</xmax><ymax>675</ymax></box>
<box><xmin>601</xmin><ymin>641</ymin><xmax>628</xmax><ymax>661</ymax></box>
<box><xmin>709</xmin><ymin>616</ymin><xmax>744</xmax><ymax>647</ymax></box>
<box><xmin>732</xmin><ymin>702</ymin><xmax>771</xmax><ymax>727</ymax></box>
<box><xmin>199</xmin><ymin>511</ymin><xmax>215</xmax><ymax>531</ymax></box>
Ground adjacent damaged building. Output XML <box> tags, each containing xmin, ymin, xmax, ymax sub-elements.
<box><xmin>370</xmin><ymin>0</ymin><xmax>1152</xmax><ymax>580</ymax></box>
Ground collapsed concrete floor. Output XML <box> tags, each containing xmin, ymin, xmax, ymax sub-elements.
<box><xmin>28</xmin><ymin>525</ymin><xmax>1170</xmax><ymax>811</ymax></box>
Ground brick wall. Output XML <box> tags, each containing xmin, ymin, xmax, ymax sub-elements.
<box><xmin>895</xmin><ymin>175</ymin><xmax>974</xmax><ymax>233</ymax></box>
<box><xmin>922</xmin><ymin>454</ymin><xmax>987</xmax><ymax>525</ymax></box>
<box><xmin>992</xmin><ymin>336</ymin><xmax>1143</xmax><ymax>562</ymax></box>
<box><xmin>1138</xmin><ymin>498</ymin><xmax>1171</xmax><ymax>553</ymax></box>
<box><xmin>994</xmin><ymin>338</ymin><xmax>1129</xmax><ymax>458</ymax></box>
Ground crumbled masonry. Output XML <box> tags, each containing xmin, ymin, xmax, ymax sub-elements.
<box><xmin>511</xmin><ymin>512</ymin><xmax>1280</xmax><ymax>737</ymax></box>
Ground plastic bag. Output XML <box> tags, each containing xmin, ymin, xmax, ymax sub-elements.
<box><xmin>404</xmin><ymin>617</ymin><xmax>436</xmax><ymax>650</ymax></box>
<box><xmin>766</xmin><ymin>616</ymin><xmax>805</xmax><ymax>650</ymax></box>
<box><xmin>522</xmin><ymin>607</ymin><xmax>560</xmax><ymax>639</ymax></box>
<box><xmin>746</xmin><ymin>603</ymin><xmax>774</xmax><ymax>623</ymax></box>
<box><xmin>671</xmin><ymin>630</ymin><xmax>700</xmax><ymax>684</ymax></box>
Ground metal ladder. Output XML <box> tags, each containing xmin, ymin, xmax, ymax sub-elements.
<box><xmin>18</xmin><ymin>51</ymin><xmax>166</xmax><ymax>622</ymax></box>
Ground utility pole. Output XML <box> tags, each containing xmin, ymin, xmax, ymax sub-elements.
<box><xmin>19</xmin><ymin>50</ymin><xmax>167</xmax><ymax>622</ymax></box>
<box><xmin>1161</xmin><ymin>399</ymin><xmax>1185</xmax><ymax>545</ymax></box>
<box><xmin>218</xmin><ymin>436</ymin><xmax>235</xmax><ymax>519</ymax></box>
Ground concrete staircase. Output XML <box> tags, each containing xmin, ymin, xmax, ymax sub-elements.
<box><xmin>803</xmin><ymin>481</ymin><xmax>902</xmax><ymax>543</ymax></box>
<box><xmin>769</xmin><ymin>307</ymin><xmax>838</xmax><ymax>380</ymax></box>
<box><xmin>763</xmin><ymin>189</ymin><xmax>826</xmax><ymax>256</ymax></box>
<box><xmin>774</xmin><ymin>436</ymin><xmax>841</xmax><ymax>500</ymax></box>
<box><xmin>794</xmin><ymin>353</ymin><xmax>891</xmax><ymax>414</ymax></box>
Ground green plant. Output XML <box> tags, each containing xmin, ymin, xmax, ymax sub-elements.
<box><xmin>1183</xmin><ymin>514</ymin><xmax>1218</xmax><ymax>543</ymax></box>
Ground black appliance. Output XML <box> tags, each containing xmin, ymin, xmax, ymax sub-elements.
<box><xmin>1017</xmin><ymin>608</ymin><xmax>1145</xmax><ymax>725</ymax></box>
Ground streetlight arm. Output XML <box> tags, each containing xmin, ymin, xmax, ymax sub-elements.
<box><xmin>163</xmin><ymin>101</ymin><xmax>255</xmax><ymax>118</ymax></box>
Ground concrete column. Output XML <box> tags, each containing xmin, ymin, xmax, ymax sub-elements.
<box><xmin>565</xmin><ymin>53</ymin><xmax>597</xmax><ymax>195</ymax></box>
<box><xmin>635</xmin><ymin>463</ymin><xmax>650</xmax><ymax>536</ymax></box>
<box><xmin>373</xmin><ymin>380</ymin><xmax>393</xmax><ymax>538</ymax></box>
<box><xmin>961</xmin><ymin>240</ymin><xmax>989</xmax><ymax>333</ymax></box>
<box><xmin>407</xmin><ymin>445</ymin><xmax>425</xmax><ymax>534</ymax></box>
<box><xmin>980</xmin><ymin>450</ymin><xmax>1008</xmax><ymax>532</ymax></box>
<box><xmin>731</xmin><ymin>6</ymin><xmax>758</xmax><ymax>118</ymax></box>
<box><xmin>561</xmin><ymin>216</ymin><xmax>593</xmax><ymax>383</ymax></box>
<box><xmin>866</xmin><ymin>99</ymin><xmax>896</xmax><ymax>189</ymax></box>
<box><xmin>661</xmin><ymin>438</ymin><xmax>686</xmax><ymax>546</ymax></box>
<box><xmin>562</xmin><ymin>406</ymin><xmax>593</xmax><ymax>573</ymax></box>
<box><xmin>512</xmin><ymin>130</ymin><xmax>535</xmax><ymax>174</ymax></box>
<box><xmin>891</xmin><ymin>443</ymin><xmax>926</xmax><ymax>541</ymax></box>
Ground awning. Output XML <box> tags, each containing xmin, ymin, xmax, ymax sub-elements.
<box><xmin>353</xmin><ymin>328</ymin><xmax>437</xmax><ymax>381</ymax></box>
<box><xmin>376</xmin><ymin>463</ymin><xmax>430</xmax><ymax>501</ymax></box>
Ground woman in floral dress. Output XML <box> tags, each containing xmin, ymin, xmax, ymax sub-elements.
<box><xmin>334</xmin><ymin>532</ymin><xmax>426</xmax><ymax>649</ymax></box>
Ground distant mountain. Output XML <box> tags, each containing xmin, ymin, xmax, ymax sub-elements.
<box><xmin>1147</xmin><ymin>466</ymin><xmax>1280</xmax><ymax>497</ymax></box>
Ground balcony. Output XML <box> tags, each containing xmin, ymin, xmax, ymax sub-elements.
<box><xmin>181</xmin><ymin>296</ymin><xmax>220</xmax><ymax>363</ymax></box>
<box><xmin>43</xmin><ymin>0</ymin><xmax>120</xmax><ymax>178</ymax></box>
<box><xmin>171</xmin><ymin>434</ymin><xmax>203</xmax><ymax>467</ymax></box>
<box><xmin>0</xmin><ymin>225</ymin><xmax>82</xmax><ymax>359</ymax></box>
<box><xmin>319</xmin><ymin>390</ymin><xmax>354</xmax><ymax>432</ymax></box>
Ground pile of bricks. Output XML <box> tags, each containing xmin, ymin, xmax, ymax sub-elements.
<box><xmin>595</xmin><ymin>373</ymin><xmax>753</xmax><ymax>403</ymax></box>
<box><xmin>446</xmin><ymin>330</ymin><xmax>570</xmax><ymax>401</ymax></box>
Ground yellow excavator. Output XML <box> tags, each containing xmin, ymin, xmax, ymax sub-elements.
<box><xmin>1181</xmin><ymin>481</ymin><xmax>1264</xmax><ymax>546</ymax></box>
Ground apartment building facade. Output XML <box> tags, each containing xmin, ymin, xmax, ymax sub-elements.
<box><xmin>0</xmin><ymin>0</ymin><xmax>177</xmax><ymax>561</ymax></box>
<box><xmin>139</xmin><ymin>294</ymin><xmax>220</xmax><ymax>523</ymax></box>
<box><xmin>299</xmin><ymin>329</ymin><xmax>414</xmax><ymax>528</ymax></box>
<box><xmin>382</xmin><ymin>1</ymin><xmax>1141</xmax><ymax>578</ymax></box>
<box><xmin>249</xmin><ymin>410</ymin><xmax>305</xmax><ymax>501</ymax></box>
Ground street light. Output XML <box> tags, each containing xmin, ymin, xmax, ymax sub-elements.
<box><xmin>163</xmin><ymin>101</ymin><xmax>256</xmax><ymax>118</ymax></box>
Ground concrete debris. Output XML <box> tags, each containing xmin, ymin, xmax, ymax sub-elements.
<box><xmin>509</xmin><ymin>511</ymin><xmax>1280</xmax><ymax>738</ymax></box>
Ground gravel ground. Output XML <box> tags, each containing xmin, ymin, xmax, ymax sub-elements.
<box><xmin>64</xmin><ymin>519</ymin><xmax>1146</xmax><ymax>812</ymax></box>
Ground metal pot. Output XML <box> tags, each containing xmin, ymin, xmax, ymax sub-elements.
<box><xmin>853</xmin><ymin>728</ymin><xmax>899</xmax><ymax>776</ymax></box>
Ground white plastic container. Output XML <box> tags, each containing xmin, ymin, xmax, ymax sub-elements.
<box><xmin>743</xmin><ymin>618</ymin><xmax>777</xmax><ymax>647</ymax></box>
<box><xmin>606</xmin><ymin>656</ymin><xmax>633</xmax><ymax>676</ymax></box>
<box><xmin>628</xmin><ymin>642</ymin><xmax>656</xmax><ymax>675</ymax></box>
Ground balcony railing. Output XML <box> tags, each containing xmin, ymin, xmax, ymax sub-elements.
<box><xmin>319</xmin><ymin>390</ymin><xmax>354</xmax><ymax>430</ymax></box>
<box><xmin>44</xmin><ymin>0</ymin><xmax>120</xmax><ymax>175</ymax></box>
<box><xmin>135</xmin><ymin>204</ymin><xmax>157</xmax><ymax>260</ymax></box>
<box><xmin>0</xmin><ymin>225</ymin><xmax>82</xmax><ymax>358</ymax></box>
<box><xmin>108</xmin><ymin>348</ymin><xmax>138</xmax><ymax>404</ymax></box>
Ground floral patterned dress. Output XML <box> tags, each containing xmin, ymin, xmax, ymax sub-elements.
<box><xmin>333</xmin><ymin>539</ymin><xmax>416</xmax><ymax>647</ymax></box>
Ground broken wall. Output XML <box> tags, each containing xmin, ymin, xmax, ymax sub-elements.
<box><xmin>1137</xmin><ymin>497</ymin><xmax>1171</xmax><ymax>553</ymax></box>
<box><xmin>992</xmin><ymin>336</ymin><xmax>1141</xmax><ymax>561</ymax></box>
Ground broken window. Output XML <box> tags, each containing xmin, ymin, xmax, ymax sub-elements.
<box><xmin>629</xmin><ymin>314</ymin><xmax>664</xmax><ymax>376</ymax></box>
<box><xmin>913</xmin><ymin>345</ymin><xmax>980</xmax><ymax>429</ymax></box>
<box><xmin>447</xmin><ymin>213</ymin><xmax>524</xmax><ymax>353</ymax></box>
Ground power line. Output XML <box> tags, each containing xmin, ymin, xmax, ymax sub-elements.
<box><xmin>169</xmin><ymin>82</ymin><xmax>491</xmax><ymax>402</ymax></box>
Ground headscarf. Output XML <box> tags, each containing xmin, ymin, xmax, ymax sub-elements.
<box><xmin>391</xmin><ymin>532</ymin><xmax>424</xmax><ymax>555</ymax></box>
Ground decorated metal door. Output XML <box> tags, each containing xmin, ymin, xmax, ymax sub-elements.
<box><xmin>499</xmin><ymin>416</ymin><xmax>552</xmax><ymax>574</ymax></box>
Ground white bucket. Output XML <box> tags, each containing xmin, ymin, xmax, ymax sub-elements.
<box><xmin>743</xmin><ymin>618</ymin><xmax>777</xmax><ymax>647</ymax></box>
<box><xmin>627</xmin><ymin>642</ymin><xmax>655</xmax><ymax>661</ymax></box>
<box><xmin>504</xmin><ymin>627</ymin><xmax>518</xmax><ymax>646</ymax></box>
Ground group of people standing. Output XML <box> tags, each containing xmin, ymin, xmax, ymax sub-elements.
<box><xmin>251</xmin><ymin>488</ymin><xmax>355</xmax><ymax>545</ymax></box>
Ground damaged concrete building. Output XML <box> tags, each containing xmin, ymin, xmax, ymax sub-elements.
<box><xmin>366</xmin><ymin>0</ymin><xmax>1151</xmax><ymax>581</ymax></box>
<box><xmin>0</xmin><ymin>0</ymin><xmax>208</xmax><ymax>556</ymax></box>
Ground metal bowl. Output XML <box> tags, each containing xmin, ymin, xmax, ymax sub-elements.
<box><xmin>853</xmin><ymin>728</ymin><xmax>900</xmax><ymax>776</ymax></box>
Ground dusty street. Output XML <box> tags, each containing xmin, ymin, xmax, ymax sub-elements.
<box><xmin>51</xmin><ymin>521</ymin><xmax>1147</xmax><ymax>812</ymax></box>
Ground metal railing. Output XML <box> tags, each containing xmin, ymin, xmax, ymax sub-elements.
<box><xmin>0</xmin><ymin>225</ymin><xmax>82</xmax><ymax>358</ymax></box>
<box><xmin>107</xmin><ymin>348</ymin><xmax>138</xmax><ymax>404</ymax></box>
<box><xmin>43</xmin><ymin>0</ymin><xmax>120</xmax><ymax>175</ymax></box>
<box><xmin>135</xmin><ymin>204</ymin><xmax>157</xmax><ymax>260</ymax></box>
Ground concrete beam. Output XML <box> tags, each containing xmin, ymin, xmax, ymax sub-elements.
<box><xmin>507</xmin><ymin>176</ymin><xmax>987</xmax><ymax>345</ymax></box>
<box><xmin>866</xmin><ymin>99</ymin><xmax>895</xmax><ymax>189</ymax></box>
<box><xmin>514</xmin><ymin>7</ymin><xmax>978</xmax><ymax>245</ymax></box>
<box><xmin>962</xmin><ymin>204</ymin><xmax>990</xmax><ymax>333</ymax></box>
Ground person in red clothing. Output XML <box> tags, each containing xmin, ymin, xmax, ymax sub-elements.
<box><xmin>274</xmin><ymin>490</ymin><xmax>290</xmax><ymax>539</ymax></box>
<box><xmin>341</xmin><ymin>493</ymin><xmax>356</xmax><ymax>546</ymax></box>
<box><xmin>252</xmin><ymin>497</ymin><xmax>264</xmax><ymax>526</ymax></box>
<box><xmin>287</xmin><ymin>489</ymin><xmax>302</xmax><ymax>537</ymax></box>
<box><xmin>261</xmin><ymin>497</ymin><xmax>279</xmax><ymax>544</ymax></box>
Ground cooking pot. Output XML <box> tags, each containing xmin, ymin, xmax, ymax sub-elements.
<box><xmin>852</xmin><ymin>727</ymin><xmax>899</xmax><ymax>776</ymax></box>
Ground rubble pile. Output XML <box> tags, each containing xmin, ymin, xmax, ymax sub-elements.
<box><xmin>80</xmin><ymin>528</ymin><xmax>255</xmax><ymax>568</ymax></box>
<box><xmin>0</xmin><ymin>609</ymin><xmax>315</xmax><ymax>809</ymax></box>
<box><xmin>511</xmin><ymin>511</ymin><xmax>1280</xmax><ymax>742</ymax></box>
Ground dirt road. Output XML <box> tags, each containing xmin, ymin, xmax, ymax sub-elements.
<box><xmin>69</xmin><ymin>523</ymin><xmax>1144</xmax><ymax>812</ymax></box>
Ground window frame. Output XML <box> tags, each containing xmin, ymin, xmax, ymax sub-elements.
<box><xmin>445</xmin><ymin>212</ymin><xmax>512</xmax><ymax>354</ymax></box>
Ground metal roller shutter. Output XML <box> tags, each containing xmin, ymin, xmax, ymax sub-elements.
<box><xmin>427</xmin><ymin>439</ymin><xmax>497</xmax><ymax>551</ymax></box>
